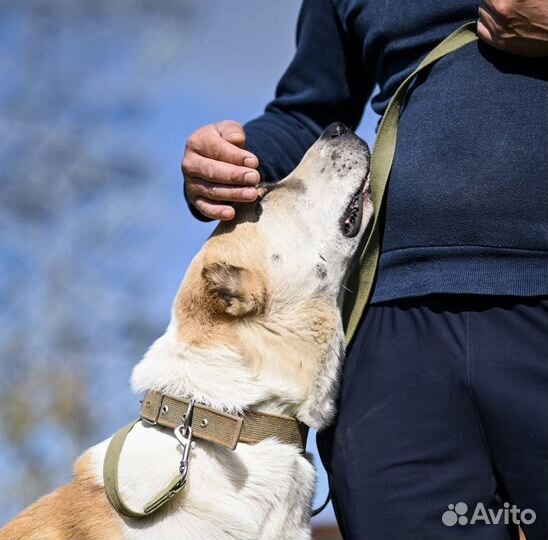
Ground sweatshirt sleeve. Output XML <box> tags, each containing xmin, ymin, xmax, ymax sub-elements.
<box><xmin>244</xmin><ymin>0</ymin><xmax>374</xmax><ymax>183</ymax></box>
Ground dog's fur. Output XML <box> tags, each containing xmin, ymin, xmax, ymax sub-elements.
<box><xmin>1</xmin><ymin>126</ymin><xmax>372</xmax><ymax>540</ymax></box>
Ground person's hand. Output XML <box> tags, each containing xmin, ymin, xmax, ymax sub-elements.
<box><xmin>182</xmin><ymin>120</ymin><xmax>261</xmax><ymax>220</ymax></box>
<box><xmin>477</xmin><ymin>0</ymin><xmax>548</xmax><ymax>57</ymax></box>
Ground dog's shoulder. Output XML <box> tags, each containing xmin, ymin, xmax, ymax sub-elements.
<box><xmin>0</xmin><ymin>450</ymin><xmax>122</xmax><ymax>540</ymax></box>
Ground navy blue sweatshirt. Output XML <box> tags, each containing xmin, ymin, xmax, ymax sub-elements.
<box><xmin>191</xmin><ymin>0</ymin><xmax>548</xmax><ymax>302</ymax></box>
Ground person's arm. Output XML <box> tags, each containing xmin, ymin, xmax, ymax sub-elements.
<box><xmin>477</xmin><ymin>0</ymin><xmax>548</xmax><ymax>57</ymax></box>
<box><xmin>244</xmin><ymin>0</ymin><xmax>374</xmax><ymax>184</ymax></box>
<box><xmin>183</xmin><ymin>0</ymin><xmax>374</xmax><ymax>221</ymax></box>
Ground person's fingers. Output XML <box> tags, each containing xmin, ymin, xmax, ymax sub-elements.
<box><xmin>182</xmin><ymin>153</ymin><xmax>260</xmax><ymax>186</ymax></box>
<box><xmin>187</xmin><ymin>177</ymin><xmax>259</xmax><ymax>203</ymax></box>
<box><xmin>193</xmin><ymin>196</ymin><xmax>236</xmax><ymax>221</ymax></box>
<box><xmin>182</xmin><ymin>120</ymin><xmax>261</xmax><ymax>220</ymax></box>
<box><xmin>217</xmin><ymin>121</ymin><xmax>260</xmax><ymax>167</ymax></box>
<box><xmin>477</xmin><ymin>17</ymin><xmax>495</xmax><ymax>45</ymax></box>
<box><xmin>477</xmin><ymin>0</ymin><xmax>548</xmax><ymax>57</ymax></box>
<box><xmin>478</xmin><ymin>0</ymin><xmax>508</xmax><ymax>28</ymax></box>
<box><xmin>187</xmin><ymin>124</ymin><xmax>258</xmax><ymax>167</ymax></box>
<box><xmin>477</xmin><ymin>7</ymin><xmax>504</xmax><ymax>48</ymax></box>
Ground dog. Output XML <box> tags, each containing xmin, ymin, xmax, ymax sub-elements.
<box><xmin>1</xmin><ymin>122</ymin><xmax>373</xmax><ymax>540</ymax></box>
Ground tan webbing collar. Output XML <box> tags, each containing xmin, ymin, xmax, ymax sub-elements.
<box><xmin>140</xmin><ymin>390</ymin><xmax>309</xmax><ymax>451</ymax></box>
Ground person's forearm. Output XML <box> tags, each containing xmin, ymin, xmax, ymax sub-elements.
<box><xmin>243</xmin><ymin>0</ymin><xmax>373</xmax><ymax>184</ymax></box>
<box><xmin>182</xmin><ymin>0</ymin><xmax>373</xmax><ymax>221</ymax></box>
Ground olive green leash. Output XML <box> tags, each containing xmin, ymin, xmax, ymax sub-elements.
<box><xmin>103</xmin><ymin>391</ymin><xmax>308</xmax><ymax>519</ymax></box>
<box><xmin>343</xmin><ymin>22</ymin><xmax>478</xmax><ymax>345</ymax></box>
<box><xmin>103</xmin><ymin>419</ymin><xmax>189</xmax><ymax>518</ymax></box>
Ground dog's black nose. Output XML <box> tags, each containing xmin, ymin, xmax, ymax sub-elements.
<box><xmin>325</xmin><ymin>122</ymin><xmax>349</xmax><ymax>138</ymax></box>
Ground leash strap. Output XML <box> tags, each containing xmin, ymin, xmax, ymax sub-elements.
<box><xmin>103</xmin><ymin>420</ymin><xmax>187</xmax><ymax>519</ymax></box>
<box><xmin>311</xmin><ymin>491</ymin><xmax>331</xmax><ymax>517</ymax></box>
<box><xmin>343</xmin><ymin>22</ymin><xmax>478</xmax><ymax>344</ymax></box>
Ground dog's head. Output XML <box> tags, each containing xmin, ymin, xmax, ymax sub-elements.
<box><xmin>144</xmin><ymin>123</ymin><xmax>373</xmax><ymax>424</ymax></box>
<box><xmin>248</xmin><ymin>121</ymin><xmax>372</xmax><ymax>298</ymax></box>
<box><xmin>183</xmin><ymin>121</ymin><xmax>371</xmax><ymax>316</ymax></box>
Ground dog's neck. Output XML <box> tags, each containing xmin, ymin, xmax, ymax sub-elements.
<box><xmin>131</xmin><ymin>301</ymin><xmax>344</xmax><ymax>428</ymax></box>
<box><xmin>131</xmin><ymin>323</ymin><xmax>272</xmax><ymax>413</ymax></box>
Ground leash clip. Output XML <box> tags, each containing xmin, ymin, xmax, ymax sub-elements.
<box><xmin>174</xmin><ymin>399</ymin><xmax>195</xmax><ymax>480</ymax></box>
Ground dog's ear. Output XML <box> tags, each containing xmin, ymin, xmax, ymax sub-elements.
<box><xmin>202</xmin><ymin>262</ymin><xmax>267</xmax><ymax>317</ymax></box>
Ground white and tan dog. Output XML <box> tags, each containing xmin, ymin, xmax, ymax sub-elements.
<box><xmin>1</xmin><ymin>122</ymin><xmax>373</xmax><ymax>540</ymax></box>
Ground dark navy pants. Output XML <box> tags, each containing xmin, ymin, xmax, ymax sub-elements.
<box><xmin>318</xmin><ymin>295</ymin><xmax>548</xmax><ymax>540</ymax></box>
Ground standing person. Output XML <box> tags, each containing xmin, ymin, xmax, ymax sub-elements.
<box><xmin>182</xmin><ymin>1</ymin><xmax>548</xmax><ymax>539</ymax></box>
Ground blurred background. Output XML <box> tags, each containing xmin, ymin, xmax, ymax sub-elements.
<box><xmin>0</xmin><ymin>1</ymin><xmax>378</xmax><ymax>537</ymax></box>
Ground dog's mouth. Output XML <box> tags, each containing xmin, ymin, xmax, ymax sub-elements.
<box><xmin>342</xmin><ymin>176</ymin><xmax>370</xmax><ymax>237</ymax></box>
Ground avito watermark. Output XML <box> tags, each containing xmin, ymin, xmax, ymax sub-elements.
<box><xmin>442</xmin><ymin>501</ymin><xmax>536</xmax><ymax>527</ymax></box>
